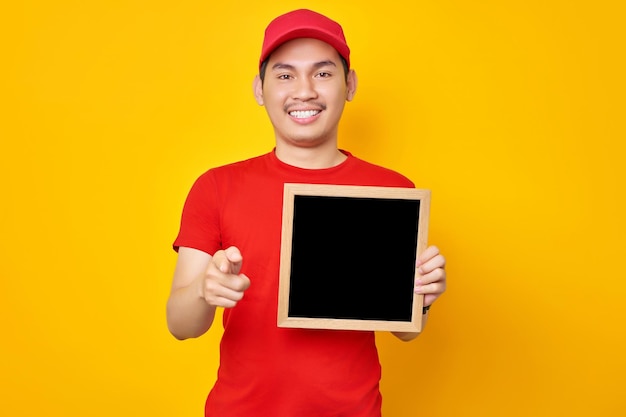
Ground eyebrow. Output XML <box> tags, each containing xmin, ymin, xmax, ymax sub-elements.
<box><xmin>271</xmin><ymin>60</ymin><xmax>338</xmax><ymax>72</ymax></box>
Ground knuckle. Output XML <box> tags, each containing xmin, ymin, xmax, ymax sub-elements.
<box><xmin>424</xmin><ymin>283</ymin><xmax>438</xmax><ymax>295</ymax></box>
<box><xmin>233</xmin><ymin>280</ymin><xmax>246</xmax><ymax>292</ymax></box>
<box><xmin>236</xmin><ymin>276</ymin><xmax>251</xmax><ymax>291</ymax></box>
<box><xmin>435</xmin><ymin>268</ymin><xmax>445</xmax><ymax>280</ymax></box>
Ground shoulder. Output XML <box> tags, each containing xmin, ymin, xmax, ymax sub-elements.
<box><xmin>344</xmin><ymin>152</ymin><xmax>415</xmax><ymax>188</ymax></box>
<box><xmin>193</xmin><ymin>153</ymin><xmax>270</xmax><ymax>183</ymax></box>
<box><xmin>208</xmin><ymin>153</ymin><xmax>268</xmax><ymax>173</ymax></box>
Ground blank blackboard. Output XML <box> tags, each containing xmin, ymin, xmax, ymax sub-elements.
<box><xmin>278</xmin><ymin>184</ymin><xmax>430</xmax><ymax>332</ymax></box>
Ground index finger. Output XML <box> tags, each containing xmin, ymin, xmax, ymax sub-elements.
<box><xmin>212</xmin><ymin>247</ymin><xmax>243</xmax><ymax>274</ymax></box>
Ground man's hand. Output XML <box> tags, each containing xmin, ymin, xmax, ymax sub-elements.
<box><xmin>415</xmin><ymin>245</ymin><xmax>446</xmax><ymax>308</ymax></box>
<box><xmin>200</xmin><ymin>246</ymin><xmax>251</xmax><ymax>308</ymax></box>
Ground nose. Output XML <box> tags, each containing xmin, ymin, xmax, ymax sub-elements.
<box><xmin>292</xmin><ymin>76</ymin><xmax>318</xmax><ymax>101</ymax></box>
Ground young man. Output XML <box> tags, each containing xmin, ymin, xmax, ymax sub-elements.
<box><xmin>167</xmin><ymin>9</ymin><xmax>446</xmax><ymax>417</ymax></box>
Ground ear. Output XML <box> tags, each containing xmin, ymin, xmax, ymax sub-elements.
<box><xmin>346</xmin><ymin>69</ymin><xmax>358</xmax><ymax>102</ymax></box>
<box><xmin>252</xmin><ymin>75</ymin><xmax>264</xmax><ymax>105</ymax></box>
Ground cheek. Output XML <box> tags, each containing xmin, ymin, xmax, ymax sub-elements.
<box><xmin>262</xmin><ymin>90</ymin><xmax>286</xmax><ymax>110</ymax></box>
<box><xmin>325</xmin><ymin>89</ymin><xmax>348</xmax><ymax>112</ymax></box>
<box><xmin>264</xmin><ymin>98</ymin><xmax>285</xmax><ymax>119</ymax></box>
<box><xmin>322</xmin><ymin>85</ymin><xmax>347</xmax><ymax>104</ymax></box>
<box><xmin>262</xmin><ymin>95</ymin><xmax>287</xmax><ymax>125</ymax></box>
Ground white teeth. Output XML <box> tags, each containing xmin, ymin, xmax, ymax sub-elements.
<box><xmin>289</xmin><ymin>110</ymin><xmax>320</xmax><ymax>118</ymax></box>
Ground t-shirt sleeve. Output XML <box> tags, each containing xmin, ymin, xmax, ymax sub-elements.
<box><xmin>172</xmin><ymin>171</ymin><xmax>222</xmax><ymax>255</ymax></box>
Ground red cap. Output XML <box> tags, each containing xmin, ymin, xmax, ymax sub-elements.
<box><xmin>259</xmin><ymin>9</ymin><xmax>350</xmax><ymax>70</ymax></box>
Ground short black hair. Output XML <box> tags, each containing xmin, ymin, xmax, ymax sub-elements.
<box><xmin>259</xmin><ymin>55</ymin><xmax>349</xmax><ymax>84</ymax></box>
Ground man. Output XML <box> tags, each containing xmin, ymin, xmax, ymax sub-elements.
<box><xmin>167</xmin><ymin>9</ymin><xmax>446</xmax><ymax>417</ymax></box>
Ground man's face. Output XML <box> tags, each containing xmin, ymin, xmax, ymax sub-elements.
<box><xmin>254</xmin><ymin>38</ymin><xmax>356</xmax><ymax>149</ymax></box>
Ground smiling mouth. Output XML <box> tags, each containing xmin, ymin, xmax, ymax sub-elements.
<box><xmin>289</xmin><ymin>110</ymin><xmax>321</xmax><ymax>119</ymax></box>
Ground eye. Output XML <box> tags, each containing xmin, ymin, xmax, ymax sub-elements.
<box><xmin>316</xmin><ymin>72</ymin><xmax>331</xmax><ymax>78</ymax></box>
<box><xmin>277</xmin><ymin>74</ymin><xmax>293</xmax><ymax>80</ymax></box>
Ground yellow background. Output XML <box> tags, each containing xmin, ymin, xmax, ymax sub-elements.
<box><xmin>2</xmin><ymin>1</ymin><xmax>624</xmax><ymax>416</ymax></box>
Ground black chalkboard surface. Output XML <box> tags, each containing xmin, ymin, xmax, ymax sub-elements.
<box><xmin>278</xmin><ymin>184</ymin><xmax>430</xmax><ymax>332</ymax></box>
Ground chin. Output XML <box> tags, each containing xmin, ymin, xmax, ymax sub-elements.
<box><xmin>288</xmin><ymin>137</ymin><xmax>328</xmax><ymax>148</ymax></box>
<box><xmin>286</xmin><ymin>130</ymin><xmax>333</xmax><ymax>145</ymax></box>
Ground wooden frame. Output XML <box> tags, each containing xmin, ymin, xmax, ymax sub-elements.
<box><xmin>278</xmin><ymin>183</ymin><xmax>431</xmax><ymax>332</ymax></box>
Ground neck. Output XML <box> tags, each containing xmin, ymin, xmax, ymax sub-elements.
<box><xmin>275</xmin><ymin>143</ymin><xmax>347</xmax><ymax>169</ymax></box>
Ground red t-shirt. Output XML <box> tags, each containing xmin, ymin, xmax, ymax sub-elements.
<box><xmin>173</xmin><ymin>150</ymin><xmax>414</xmax><ymax>417</ymax></box>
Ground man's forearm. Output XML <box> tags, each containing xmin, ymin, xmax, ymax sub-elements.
<box><xmin>391</xmin><ymin>311</ymin><xmax>429</xmax><ymax>341</ymax></box>
<box><xmin>166</xmin><ymin>280</ymin><xmax>216</xmax><ymax>340</ymax></box>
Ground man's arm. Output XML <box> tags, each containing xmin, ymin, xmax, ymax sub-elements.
<box><xmin>166</xmin><ymin>246</ymin><xmax>250</xmax><ymax>340</ymax></box>
<box><xmin>392</xmin><ymin>313</ymin><xmax>429</xmax><ymax>342</ymax></box>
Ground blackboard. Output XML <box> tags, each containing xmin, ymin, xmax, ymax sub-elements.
<box><xmin>278</xmin><ymin>184</ymin><xmax>431</xmax><ymax>332</ymax></box>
